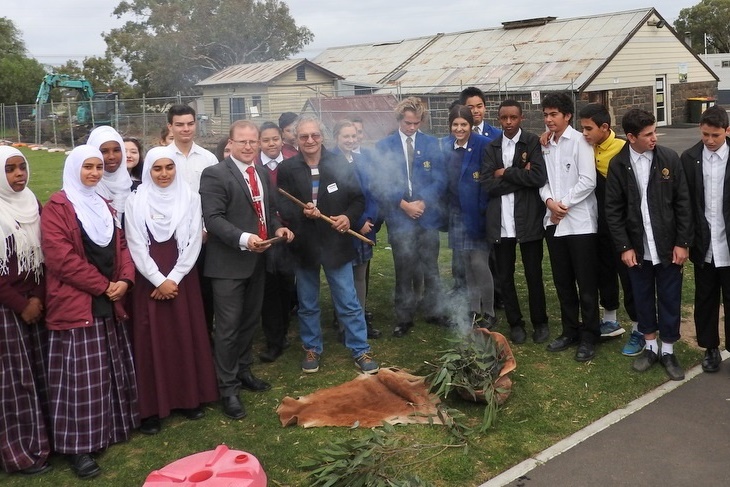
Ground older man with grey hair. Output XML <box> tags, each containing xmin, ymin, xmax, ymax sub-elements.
<box><xmin>276</xmin><ymin>116</ymin><xmax>379</xmax><ymax>375</ymax></box>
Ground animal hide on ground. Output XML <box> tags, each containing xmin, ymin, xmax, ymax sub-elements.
<box><xmin>276</xmin><ymin>368</ymin><xmax>444</xmax><ymax>428</ymax></box>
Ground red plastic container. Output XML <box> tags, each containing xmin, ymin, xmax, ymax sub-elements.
<box><xmin>143</xmin><ymin>445</ymin><xmax>267</xmax><ymax>486</ymax></box>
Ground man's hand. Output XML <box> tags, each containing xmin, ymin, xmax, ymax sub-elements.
<box><xmin>247</xmin><ymin>235</ymin><xmax>270</xmax><ymax>253</ymax></box>
<box><xmin>303</xmin><ymin>202</ymin><xmax>321</xmax><ymax>219</ymax></box>
<box><xmin>672</xmin><ymin>246</ymin><xmax>689</xmax><ymax>266</ymax></box>
<box><xmin>20</xmin><ymin>296</ymin><xmax>43</xmax><ymax>324</ymax></box>
<box><xmin>360</xmin><ymin>220</ymin><xmax>374</xmax><ymax>235</ymax></box>
<box><xmin>493</xmin><ymin>168</ymin><xmax>506</xmax><ymax>178</ymax></box>
<box><xmin>331</xmin><ymin>214</ymin><xmax>350</xmax><ymax>234</ymax></box>
<box><xmin>546</xmin><ymin>198</ymin><xmax>568</xmax><ymax>219</ymax></box>
<box><xmin>275</xmin><ymin>227</ymin><xmax>295</xmax><ymax>243</ymax></box>
<box><xmin>621</xmin><ymin>249</ymin><xmax>638</xmax><ymax>267</ymax></box>
<box><xmin>539</xmin><ymin>131</ymin><xmax>551</xmax><ymax>147</ymax></box>
<box><xmin>400</xmin><ymin>199</ymin><xmax>425</xmax><ymax>219</ymax></box>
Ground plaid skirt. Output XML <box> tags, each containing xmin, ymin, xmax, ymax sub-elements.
<box><xmin>46</xmin><ymin>317</ymin><xmax>140</xmax><ymax>454</ymax></box>
<box><xmin>0</xmin><ymin>305</ymin><xmax>50</xmax><ymax>472</ymax></box>
<box><xmin>448</xmin><ymin>209</ymin><xmax>488</xmax><ymax>252</ymax></box>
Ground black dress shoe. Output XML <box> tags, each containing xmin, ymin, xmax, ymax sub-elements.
<box><xmin>575</xmin><ymin>341</ymin><xmax>595</xmax><ymax>362</ymax></box>
<box><xmin>259</xmin><ymin>347</ymin><xmax>284</xmax><ymax>363</ymax></box>
<box><xmin>181</xmin><ymin>407</ymin><xmax>204</xmax><ymax>420</ymax></box>
<box><xmin>532</xmin><ymin>324</ymin><xmax>550</xmax><ymax>344</ymax></box>
<box><xmin>393</xmin><ymin>321</ymin><xmax>414</xmax><ymax>338</ymax></box>
<box><xmin>239</xmin><ymin>370</ymin><xmax>271</xmax><ymax>392</ymax></box>
<box><xmin>660</xmin><ymin>353</ymin><xmax>685</xmax><ymax>381</ymax></box>
<box><xmin>701</xmin><ymin>347</ymin><xmax>721</xmax><ymax>373</ymax></box>
<box><xmin>632</xmin><ymin>349</ymin><xmax>658</xmax><ymax>372</ymax></box>
<box><xmin>367</xmin><ymin>324</ymin><xmax>382</xmax><ymax>339</ymax></box>
<box><xmin>139</xmin><ymin>415</ymin><xmax>161</xmax><ymax>435</ymax></box>
<box><xmin>69</xmin><ymin>453</ymin><xmax>101</xmax><ymax>479</ymax></box>
<box><xmin>546</xmin><ymin>335</ymin><xmax>579</xmax><ymax>352</ymax></box>
<box><xmin>20</xmin><ymin>461</ymin><xmax>52</xmax><ymax>475</ymax></box>
<box><xmin>509</xmin><ymin>326</ymin><xmax>527</xmax><ymax>344</ymax></box>
<box><xmin>221</xmin><ymin>395</ymin><xmax>246</xmax><ymax>420</ymax></box>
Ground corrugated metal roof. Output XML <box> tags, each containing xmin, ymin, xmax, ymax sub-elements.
<box><xmin>196</xmin><ymin>59</ymin><xmax>343</xmax><ymax>86</ymax></box>
<box><xmin>313</xmin><ymin>9</ymin><xmax>654</xmax><ymax>93</ymax></box>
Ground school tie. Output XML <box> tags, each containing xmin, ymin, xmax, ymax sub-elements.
<box><xmin>245</xmin><ymin>165</ymin><xmax>267</xmax><ymax>239</ymax></box>
<box><xmin>406</xmin><ymin>136</ymin><xmax>414</xmax><ymax>197</ymax></box>
<box><xmin>473</xmin><ymin>126</ymin><xmax>480</xmax><ymax>134</ymax></box>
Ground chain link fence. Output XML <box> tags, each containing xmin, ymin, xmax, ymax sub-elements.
<box><xmin>1</xmin><ymin>83</ymin><xmax>576</xmax><ymax>151</ymax></box>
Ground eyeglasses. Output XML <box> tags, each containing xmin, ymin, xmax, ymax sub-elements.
<box><xmin>231</xmin><ymin>139</ymin><xmax>258</xmax><ymax>147</ymax></box>
<box><xmin>298</xmin><ymin>133</ymin><xmax>322</xmax><ymax>142</ymax></box>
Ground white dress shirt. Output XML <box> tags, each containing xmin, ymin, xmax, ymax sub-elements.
<box><xmin>629</xmin><ymin>147</ymin><xmax>660</xmax><ymax>265</ymax></box>
<box><xmin>399</xmin><ymin>130</ymin><xmax>417</xmax><ymax>196</ymax></box>
<box><xmin>262</xmin><ymin>154</ymin><xmax>283</xmax><ymax>171</ymax></box>
<box><xmin>171</xmin><ymin>142</ymin><xmax>219</xmax><ymax>195</ymax></box>
<box><xmin>230</xmin><ymin>156</ymin><xmax>267</xmax><ymax>251</ymax></box>
<box><xmin>703</xmin><ymin>142</ymin><xmax>730</xmax><ymax>266</ymax></box>
<box><xmin>539</xmin><ymin>125</ymin><xmax>597</xmax><ymax>236</ymax></box>
<box><xmin>500</xmin><ymin>129</ymin><xmax>520</xmax><ymax>238</ymax></box>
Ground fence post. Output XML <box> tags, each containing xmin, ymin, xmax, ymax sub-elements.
<box><xmin>142</xmin><ymin>94</ymin><xmax>147</xmax><ymax>141</ymax></box>
<box><xmin>14</xmin><ymin>103</ymin><xmax>20</xmax><ymax>143</ymax></box>
<box><xmin>67</xmin><ymin>100</ymin><xmax>75</xmax><ymax>148</ymax></box>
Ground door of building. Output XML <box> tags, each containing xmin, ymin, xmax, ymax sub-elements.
<box><xmin>655</xmin><ymin>76</ymin><xmax>668</xmax><ymax>126</ymax></box>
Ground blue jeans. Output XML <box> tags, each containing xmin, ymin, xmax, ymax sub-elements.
<box><xmin>296</xmin><ymin>263</ymin><xmax>370</xmax><ymax>358</ymax></box>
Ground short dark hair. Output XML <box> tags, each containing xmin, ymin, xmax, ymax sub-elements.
<box><xmin>498</xmin><ymin>99</ymin><xmax>522</xmax><ymax>115</ymax></box>
<box><xmin>578</xmin><ymin>103</ymin><xmax>611</xmax><ymax>128</ymax></box>
<box><xmin>700</xmin><ymin>105</ymin><xmax>729</xmax><ymax>129</ymax></box>
<box><xmin>448</xmin><ymin>99</ymin><xmax>462</xmax><ymax>110</ymax></box>
<box><xmin>351</xmin><ymin>117</ymin><xmax>364</xmax><ymax>125</ymax></box>
<box><xmin>541</xmin><ymin>93</ymin><xmax>574</xmax><ymax>116</ymax></box>
<box><xmin>214</xmin><ymin>137</ymin><xmax>229</xmax><ymax>162</ymax></box>
<box><xmin>448</xmin><ymin>105</ymin><xmax>474</xmax><ymax>127</ymax></box>
<box><xmin>278</xmin><ymin>112</ymin><xmax>298</xmax><ymax>130</ymax></box>
<box><xmin>459</xmin><ymin>86</ymin><xmax>486</xmax><ymax>105</ymax></box>
<box><xmin>167</xmin><ymin>104</ymin><xmax>196</xmax><ymax>124</ymax></box>
<box><xmin>259</xmin><ymin>121</ymin><xmax>282</xmax><ymax>135</ymax></box>
<box><xmin>621</xmin><ymin>108</ymin><xmax>655</xmax><ymax>137</ymax></box>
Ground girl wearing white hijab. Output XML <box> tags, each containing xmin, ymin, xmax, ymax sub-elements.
<box><xmin>125</xmin><ymin>146</ymin><xmax>217</xmax><ymax>435</ymax></box>
<box><xmin>87</xmin><ymin>125</ymin><xmax>131</xmax><ymax>224</ymax></box>
<box><xmin>41</xmin><ymin>145</ymin><xmax>139</xmax><ymax>479</ymax></box>
<box><xmin>0</xmin><ymin>147</ymin><xmax>51</xmax><ymax>475</ymax></box>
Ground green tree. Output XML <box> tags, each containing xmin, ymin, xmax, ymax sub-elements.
<box><xmin>104</xmin><ymin>0</ymin><xmax>313</xmax><ymax>96</ymax></box>
<box><xmin>675</xmin><ymin>0</ymin><xmax>730</xmax><ymax>53</ymax></box>
<box><xmin>0</xmin><ymin>17</ymin><xmax>46</xmax><ymax>104</ymax></box>
<box><xmin>57</xmin><ymin>55</ymin><xmax>139</xmax><ymax>98</ymax></box>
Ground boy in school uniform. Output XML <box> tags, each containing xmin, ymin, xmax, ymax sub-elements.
<box><xmin>680</xmin><ymin>105</ymin><xmax>730</xmax><ymax>373</ymax></box>
<box><xmin>605</xmin><ymin>108</ymin><xmax>693</xmax><ymax>380</ymax></box>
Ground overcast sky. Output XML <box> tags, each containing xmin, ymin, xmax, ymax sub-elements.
<box><xmin>5</xmin><ymin>1</ymin><xmax>694</xmax><ymax>66</ymax></box>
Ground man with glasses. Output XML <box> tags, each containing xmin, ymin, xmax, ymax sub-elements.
<box><xmin>375</xmin><ymin>97</ymin><xmax>447</xmax><ymax>337</ymax></box>
<box><xmin>200</xmin><ymin>120</ymin><xmax>294</xmax><ymax>420</ymax></box>
<box><xmin>277</xmin><ymin>116</ymin><xmax>379</xmax><ymax>375</ymax></box>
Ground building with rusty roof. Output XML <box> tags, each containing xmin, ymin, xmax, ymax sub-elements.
<box><xmin>313</xmin><ymin>7</ymin><xmax>717</xmax><ymax>132</ymax></box>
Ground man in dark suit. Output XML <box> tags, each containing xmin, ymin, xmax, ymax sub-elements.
<box><xmin>375</xmin><ymin>97</ymin><xmax>447</xmax><ymax>337</ymax></box>
<box><xmin>200</xmin><ymin>120</ymin><xmax>294</xmax><ymax>419</ymax></box>
<box><xmin>681</xmin><ymin>105</ymin><xmax>730</xmax><ymax>374</ymax></box>
<box><xmin>277</xmin><ymin>116</ymin><xmax>379</xmax><ymax>375</ymax></box>
<box><xmin>482</xmin><ymin>99</ymin><xmax>548</xmax><ymax>345</ymax></box>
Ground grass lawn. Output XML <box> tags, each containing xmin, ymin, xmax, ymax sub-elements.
<box><xmin>2</xmin><ymin>147</ymin><xmax>702</xmax><ymax>486</ymax></box>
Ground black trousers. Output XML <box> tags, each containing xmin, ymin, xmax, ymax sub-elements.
<box><xmin>595</xmin><ymin>174</ymin><xmax>636</xmax><ymax>321</ymax></box>
<box><xmin>495</xmin><ymin>238</ymin><xmax>547</xmax><ymax>329</ymax></box>
<box><xmin>693</xmin><ymin>261</ymin><xmax>730</xmax><ymax>350</ymax></box>
<box><xmin>261</xmin><ymin>270</ymin><xmax>295</xmax><ymax>350</ymax></box>
<box><xmin>211</xmin><ymin>258</ymin><xmax>265</xmax><ymax>397</ymax></box>
<box><xmin>390</xmin><ymin>226</ymin><xmax>442</xmax><ymax>323</ymax></box>
<box><xmin>545</xmin><ymin>227</ymin><xmax>600</xmax><ymax>343</ymax></box>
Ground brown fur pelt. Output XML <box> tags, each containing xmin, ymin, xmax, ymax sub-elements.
<box><xmin>276</xmin><ymin>367</ymin><xmax>445</xmax><ymax>428</ymax></box>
